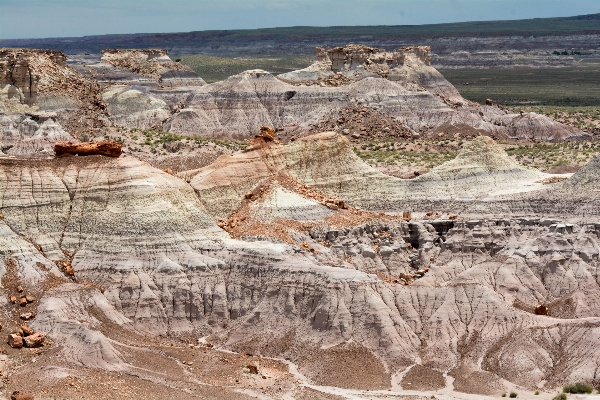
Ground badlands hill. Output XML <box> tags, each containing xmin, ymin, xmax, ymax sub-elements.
<box><xmin>0</xmin><ymin>131</ymin><xmax>598</xmax><ymax>398</ymax></box>
<box><xmin>0</xmin><ymin>45</ymin><xmax>599</xmax><ymax>399</ymax></box>
<box><xmin>1</xmin><ymin>45</ymin><xmax>586</xmax><ymax>157</ymax></box>
<box><xmin>184</xmin><ymin>133</ymin><xmax>564</xmax><ymax>219</ymax></box>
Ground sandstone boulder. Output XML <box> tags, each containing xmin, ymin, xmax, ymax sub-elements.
<box><xmin>21</xmin><ymin>325</ymin><xmax>34</xmax><ymax>336</ymax></box>
<box><xmin>23</xmin><ymin>332</ymin><xmax>45</xmax><ymax>347</ymax></box>
<box><xmin>8</xmin><ymin>334</ymin><xmax>23</xmax><ymax>348</ymax></box>
<box><xmin>10</xmin><ymin>391</ymin><xmax>33</xmax><ymax>400</ymax></box>
<box><xmin>54</xmin><ymin>141</ymin><xmax>122</xmax><ymax>158</ymax></box>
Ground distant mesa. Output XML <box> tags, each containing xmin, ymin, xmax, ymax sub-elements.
<box><xmin>100</xmin><ymin>48</ymin><xmax>206</xmax><ymax>87</ymax></box>
<box><xmin>278</xmin><ymin>44</ymin><xmax>458</xmax><ymax>99</ymax></box>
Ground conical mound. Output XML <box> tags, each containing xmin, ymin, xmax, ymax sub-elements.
<box><xmin>408</xmin><ymin>136</ymin><xmax>549</xmax><ymax>201</ymax></box>
<box><xmin>428</xmin><ymin>135</ymin><xmax>536</xmax><ymax>176</ymax></box>
<box><xmin>564</xmin><ymin>154</ymin><xmax>600</xmax><ymax>188</ymax></box>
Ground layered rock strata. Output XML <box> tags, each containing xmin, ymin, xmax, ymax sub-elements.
<box><xmin>183</xmin><ymin>133</ymin><xmax>564</xmax><ymax>218</ymax></box>
<box><xmin>473</xmin><ymin>153</ymin><xmax>600</xmax><ymax>219</ymax></box>
<box><xmin>0</xmin><ymin>113</ymin><xmax>75</xmax><ymax>157</ymax></box>
<box><xmin>155</xmin><ymin>62</ymin><xmax>584</xmax><ymax>142</ymax></box>
<box><xmin>101</xmin><ymin>49</ymin><xmax>206</xmax><ymax>87</ymax></box>
<box><xmin>0</xmin><ymin>48</ymin><xmax>108</xmax><ymax>138</ymax></box>
<box><xmin>4</xmin><ymin>47</ymin><xmax>582</xmax><ymax>145</ymax></box>
<box><xmin>280</xmin><ymin>45</ymin><xmax>454</xmax><ymax>98</ymax></box>
<box><xmin>0</xmin><ymin>154</ymin><xmax>598</xmax><ymax>394</ymax></box>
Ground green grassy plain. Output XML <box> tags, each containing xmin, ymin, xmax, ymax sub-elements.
<box><xmin>179</xmin><ymin>13</ymin><xmax>600</xmax><ymax>40</ymax></box>
<box><xmin>180</xmin><ymin>55</ymin><xmax>313</xmax><ymax>83</ymax></box>
<box><xmin>439</xmin><ymin>60</ymin><xmax>600</xmax><ymax>107</ymax></box>
<box><xmin>354</xmin><ymin>139</ymin><xmax>600</xmax><ymax>174</ymax></box>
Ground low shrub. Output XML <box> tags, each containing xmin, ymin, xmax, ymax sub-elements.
<box><xmin>563</xmin><ymin>382</ymin><xmax>593</xmax><ymax>394</ymax></box>
<box><xmin>535</xmin><ymin>390</ymin><xmax>539</xmax><ymax>395</ymax></box>
<box><xmin>509</xmin><ymin>392</ymin><xmax>517</xmax><ymax>398</ymax></box>
<box><xmin>552</xmin><ymin>393</ymin><xmax>567</xmax><ymax>400</ymax></box>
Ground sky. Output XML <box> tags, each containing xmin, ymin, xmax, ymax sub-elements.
<box><xmin>0</xmin><ymin>0</ymin><xmax>598</xmax><ymax>39</ymax></box>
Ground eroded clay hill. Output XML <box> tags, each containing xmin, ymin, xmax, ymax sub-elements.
<box><xmin>0</xmin><ymin>133</ymin><xmax>599</xmax><ymax>398</ymax></box>
<box><xmin>184</xmin><ymin>133</ymin><xmax>564</xmax><ymax>218</ymax></box>
<box><xmin>100</xmin><ymin>49</ymin><xmax>207</xmax><ymax>87</ymax></box>
<box><xmin>1</xmin><ymin>45</ymin><xmax>599</xmax><ymax>399</ymax></box>
<box><xmin>162</xmin><ymin>54</ymin><xmax>584</xmax><ymax>142</ymax></box>
<box><xmin>0</xmin><ymin>46</ymin><xmax>587</xmax><ymax>167</ymax></box>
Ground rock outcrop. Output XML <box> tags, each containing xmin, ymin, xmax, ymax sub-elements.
<box><xmin>0</xmin><ymin>132</ymin><xmax>599</xmax><ymax>396</ymax></box>
<box><xmin>0</xmin><ymin>113</ymin><xmax>75</xmax><ymax>157</ymax></box>
<box><xmin>153</xmin><ymin>62</ymin><xmax>584</xmax><ymax>142</ymax></box>
<box><xmin>54</xmin><ymin>140</ymin><xmax>122</xmax><ymax>157</ymax></box>
<box><xmin>276</xmin><ymin>45</ymin><xmax>586</xmax><ymax>142</ymax></box>
<box><xmin>0</xmin><ymin>49</ymin><xmax>40</xmax><ymax>113</ymax></box>
<box><xmin>0</xmin><ymin>49</ymin><xmax>66</xmax><ymax>106</ymax></box>
<box><xmin>280</xmin><ymin>45</ymin><xmax>457</xmax><ymax>100</ymax></box>
<box><xmin>35</xmin><ymin>45</ymin><xmax>584</xmax><ymax>143</ymax></box>
<box><xmin>0</xmin><ymin>48</ymin><xmax>108</xmax><ymax>138</ymax></box>
<box><xmin>101</xmin><ymin>49</ymin><xmax>206</xmax><ymax>87</ymax></box>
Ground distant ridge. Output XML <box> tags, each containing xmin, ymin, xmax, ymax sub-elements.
<box><xmin>1</xmin><ymin>13</ymin><xmax>599</xmax><ymax>55</ymax></box>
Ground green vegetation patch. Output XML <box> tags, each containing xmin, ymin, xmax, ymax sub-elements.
<box><xmin>439</xmin><ymin>60</ymin><xmax>600</xmax><ymax>107</ymax></box>
<box><xmin>563</xmin><ymin>382</ymin><xmax>593</xmax><ymax>394</ymax></box>
<box><xmin>504</xmin><ymin>141</ymin><xmax>600</xmax><ymax>170</ymax></box>
<box><xmin>180</xmin><ymin>54</ymin><xmax>313</xmax><ymax>83</ymax></box>
<box><xmin>114</xmin><ymin>127</ymin><xmax>248</xmax><ymax>151</ymax></box>
<box><xmin>351</xmin><ymin>138</ymin><xmax>600</xmax><ymax>174</ymax></box>
<box><xmin>352</xmin><ymin>139</ymin><xmax>460</xmax><ymax>175</ymax></box>
<box><xmin>507</xmin><ymin>105</ymin><xmax>600</xmax><ymax>132</ymax></box>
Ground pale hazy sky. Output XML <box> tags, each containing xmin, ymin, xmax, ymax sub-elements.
<box><xmin>0</xmin><ymin>0</ymin><xmax>598</xmax><ymax>40</ymax></box>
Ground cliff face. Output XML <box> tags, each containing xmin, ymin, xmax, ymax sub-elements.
<box><xmin>279</xmin><ymin>45</ymin><xmax>457</xmax><ymax>98</ymax></box>
<box><xmin>0</xmin><ymin>49</ymin><xmax>75</xmax><ymax>106</ymax></box>
<box><xmin>0</xmin><ymin>48</ymin><xmax>109</xmax><ymax>138</ymax></box>
<box><xmin>3</xmin><ymin>46</ymin><xmax>580</xmax><ymax>145</ymax></box>
<box><xmin>323</xmin><ymin>44</ymin><xmax>431</xmax><ymax>73</ymax></box>
<box><xmin>0</xmin><ymin>49</ymin><xmax>50</xmax><ymax>106</ymax></box>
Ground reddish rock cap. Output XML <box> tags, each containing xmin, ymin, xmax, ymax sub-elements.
<box><xmin>55</xmin><ymin>141</ymin><xmax>122</xmax><ymax>158</ymax></box>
